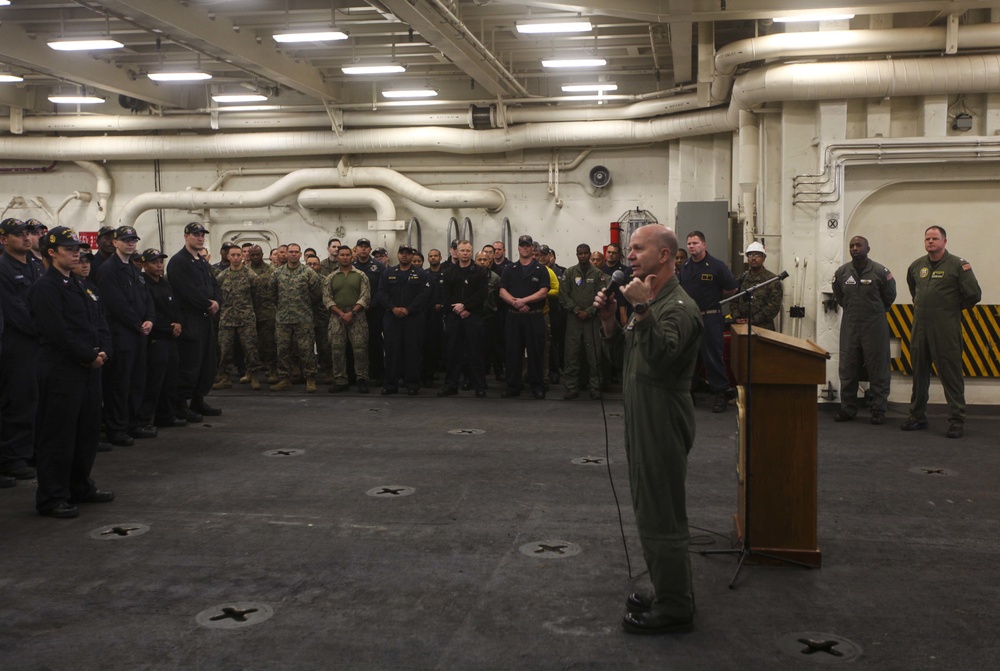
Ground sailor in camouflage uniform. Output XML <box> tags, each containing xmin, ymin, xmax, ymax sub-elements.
<box><xmin>214</xmin><ymin>245</ymin><xmax>262</xmax><ymax>390</ymax></box>
<box><xmin>248</xmin><ymin>245</ymin><xmax>277</xmax><ymax>382</ymax></box>
<box><xmin>269</xmin><ymin>243</ymin><xmax>322</xmax><ymax>392</ymax></box>
<box><xmin>730</xmin><ymin>241</ymin><xmax>783</xmax><ymax>331</ymax></box>
<box><xmin>323</xmin><ymin>245</ymin><xmax>371</xmax><ymax>393</ymax></box>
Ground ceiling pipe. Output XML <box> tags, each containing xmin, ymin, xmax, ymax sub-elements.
<box><xmin>504</xmin><ymin>95</ymin><xmax>701</xmax><ymax>124</ymax></box>
<box><xmin>711</xmin><ymin>22</ymin><xmax>1000</xmax><ymax>103</ymax></box>
<box><xmin>731</xmin><ymin>53</ymin><xmax>1000</xmax><ymax>110</ymax></box>
<box><xmin>0</xmin><ymin>109</ymin><xmax>737</xmax><ymax>162</ymax></box>
<box><xmin>297</xmin><ymin>188</ymin><xmax>395</xmax><ymax>221</ymax></box>
<box><xmin>118</xmin><ymin>166</ymin><xmax>505</xmax><ymax>227</ymax></box>
<box><xmin>73</xmin><ymin>160</ymin><xmax>112</xmax><ymax>224</ymax></box>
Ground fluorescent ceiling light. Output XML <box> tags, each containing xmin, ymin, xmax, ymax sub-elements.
<box><xmin>48</xmin><ymin>39</ymin><xmax>124</xmax><ymax>51</ymax></box>
<box><xmin>542</xmin><ymin>58</ymin><xmax>606</xmax><ymax>68</ymax></box>
<box><xmin>773</xmin><ymin>14</ymin><xmax>854</xmax><ymax>23</ymax></box>
<box><xmin>0</xmin><ymin>1</ymin><xmax>11</xmax><ymax>6</ymax></box>
<box><xmin>0</xmin><ymin>74</ymin><xmax>24</xmax><ymax>83</ymax></box>
<box><xmin>148</xmin><ymin>71</ymin><xmax>213</xmax><ymax>82</ymax></box>
<box><xmin>516</xmin><ymin>19</ymin><xmax>592</xmax><ymax>34</ymax></box>
<box><xmin>273</xmin><ymin>31</ymin><xmax>348</xmax><ymax>43</ymax></box>
<box><xmin>49</xmin><ymin>95</ymin><xmax>105</xmax><ymax>104</ymax></box>
<box><xmin>382</xmin><ymin>89</ymin><xmax>438</xmax><ymax>99</ymax></box>
<box><xmin>561</xmin><ymin>83</ymin><xmax>617</xmax><ymax>92</ymax></box>
<box><xmin>342</xmin><ymin>64</ymin><xmax>406</xmax><ymax>75</ymax></box>
<box><xmin>212</xmin><ymin>93</ymin><xmax>268</xmax><ymax>103</ymax></box>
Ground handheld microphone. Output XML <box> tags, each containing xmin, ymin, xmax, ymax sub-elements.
<box><xmin>602</xmin><ymin>270</ymin><xmax>628</xmax><ymax>297</ymax></box>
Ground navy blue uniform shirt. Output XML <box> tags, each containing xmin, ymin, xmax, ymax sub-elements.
<box><xmin>679</xmin><ymin>252</ymin><xmax>736</xmax><ymax>312</ymax></box>
<box><xmin>500</xmin><ymin>259</ymin><xmax>551</xmax><ymax>310</ymax></box>
<box><xmin>0</xmin><ymin>253</ymin><xmax>44</xmax><ymax>338</ymax></box>
<box><xmin>377</xmin><ymin>265</ymin><xmax>431</xmax><ymax>313</ymax></box>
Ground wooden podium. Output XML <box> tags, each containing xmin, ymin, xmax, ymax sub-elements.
<box><xmin>729</xmin><ymin>324</ymin><xmax>829</xmax><ymax>568</ymax></box>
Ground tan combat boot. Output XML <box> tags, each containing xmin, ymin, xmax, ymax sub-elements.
<box><xmin>270</xmin><ymin>378</ymin><xmax>292</xmax><ymax>391</ymax></box>
<box><xmin>305</xmin><ymin>378</ymin><xmax>317</xmax><ymax>393</ymax></box>
<box><xmin>239</xmin><ymin>373</ymin><xmax>252</xmax><ymax>384</ymax></box>
<box><xmin>249</xmin><ymin>375</ymin><xmax>262</xmax><ymax>391</ymax></box>
<box><xmin>266</xmin><ymin>367</ymin><xmax>279</xmax><ymax>385</ymax></box>
<box><xmin>212</xmin><ymin>374</ymin><xmax>232</xmax><ymax>390</ymax></box>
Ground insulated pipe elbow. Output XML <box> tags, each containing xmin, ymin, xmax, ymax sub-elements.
<box><xmin>297</xmin><ymin>188</ymin><xmax>396</xmax><ymax>221</ymax></box>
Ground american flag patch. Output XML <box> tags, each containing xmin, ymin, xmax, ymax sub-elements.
<box><xmin>962</xmin><ymin>263</ymin><xmax>971</xmax><ymax>271</ymax></box>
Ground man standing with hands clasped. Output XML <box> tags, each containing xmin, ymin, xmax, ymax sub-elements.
<box><xmin>902</xmin><ymin>226</ymin><xmax>981</xmax><ymax>438</ymax></box>
<box><xmin>595</xmin><ymin>224</ymin><xmax>702</xmax><ymax>635</ymax></box>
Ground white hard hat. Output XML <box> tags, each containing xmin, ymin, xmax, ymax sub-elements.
<box><xmin>745</xmin><ymin>241</ymin><xmax>766</xmax><ymax>255</ymax></box>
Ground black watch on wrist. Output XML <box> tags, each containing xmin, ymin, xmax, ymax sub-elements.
<box><xmin>633</xmin><ymin>302</ymin><xmax>649</xmax><ymax>315</ymax></box>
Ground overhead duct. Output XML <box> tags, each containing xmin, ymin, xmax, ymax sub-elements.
<box><xmin>505</xmin><ymin>95</ymin><xmax>701</xmax><ymax>124</ymax></box>
<box><xmin>712</xmin><ymin>23</ymin><xmax>1000</xmax><ymax>103</ymax></box>
<box><xmin>0</xmin><ymin>109</ymin><xmax>738</xmax><ymax>162</ymax></box>
<box><xmin>732</xmin><ymin>54</ymin><xmax>1000</xmax><ymax>110</ymax></box>
<box><xmin>117</xmin><ymin>166</ymin><xmax>505</xmax><ymax>227</ymax></box>
<box><xmin>297</xmin><ymin>188</ymin><xmax>395</xmax><ymax>221</ymax></box>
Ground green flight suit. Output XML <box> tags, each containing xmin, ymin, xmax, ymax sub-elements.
<box><xmin>906</xmin><ymin>250</ymin><xmax>981</xmax><ymax>424</ymax></box>
<box><xmin>559</xmin><ymin>263</ymin><xmax>608</xmax><ymax>394</ymax></box>
<box><xmin>604</xmin><ymin>276</ymin><xmax>703</xmax><ymax>620</ymax></box>
<box><xmin>833</xmin><ymin>258</ymin><xmax>896</xmax><ymax>418</ymax></box>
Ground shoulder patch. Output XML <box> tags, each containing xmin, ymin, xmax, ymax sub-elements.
<box><xmin>961</xmin><ymin>262</ymin><xmax>971</xmax><ymax>272</ymax></box>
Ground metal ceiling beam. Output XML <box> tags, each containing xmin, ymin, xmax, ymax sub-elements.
<box><xmin>102</xmin><ymin>0</ymin><xmax>339</xmax><ymax>102</ymax></box>
<box><xmin>503</xmin><ymin>1</ymin><xmax>1000</xmax><ymax>24</ymax></box>
<box><xmin>378</xmin><ymin>0</ymin><xmax>529</xmax><ymax>98</ymax></box>
<box><xmin>671</xmin><ymin>2</ymin><xmax>694</xmax><ymax>84</ymax></box>
<box><xmin>0</xmin><ymin>21</ymin><xmax>190</xmax><ymax>109</ymax></box>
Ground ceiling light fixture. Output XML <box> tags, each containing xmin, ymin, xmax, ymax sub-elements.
<box><xmin>381</xmin><ymin>88</ymin><xmax>438</xmax><ymax>99</ymax></box>
<box><xmin>49</xmin><ymin>95</ymin><xmax>105</xmax><ymax>104</ymax></box>
<box><xmin>773</xmin><ymin>14</ymin><xmax>855</xmax><ymax>23</ymax></box>
<box><xmin>542</xmin><ymin>58</ymin><xmax>606</xmax><ymax>69</ymax></box>
<box><xmin>273</xmin><ymin>30</ymin><xmax>348</xmax><ymax>43</ymax></box>
<box><xmin>0</xmin><ymin>73</ymin><xmax>24</xmax><ymax>83</ymax></box>
<box><xmin>0</xmin><ymin>1</ymin><xmax>12</xmax><ymax>6</ymax></box>
<box><xmin>561</xmin><ymin>83</ymin><xmax>617</xmax><ymax>92</ymax></box>
<box><xmin>148</xmin><ymin>71</ymin><xmax>213</xmax><ymax>82</ymax></box>
<box><xmin>516</xmin><ymin>19</ymin><xmax>592</xmax><ymax>34</ymax></box>
<box><xmin>342</xmin><ymin>64</ymin><xmax>406</xmax><ymax>75</ymax></box>
<box><xmin>48</xmin><ymin>39</ymin><xmax>124</xmax><ymax>51</ymax></box>
<box><xmin>212</xmin><ymin>93</ymin><xmax>268</xmax><ymax>103</ymax></box>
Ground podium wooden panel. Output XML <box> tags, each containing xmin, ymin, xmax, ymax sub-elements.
<box><xmin>729</xmin><ymin>324</ymin><xmax>829</xmax><ymax>568</ymax></box>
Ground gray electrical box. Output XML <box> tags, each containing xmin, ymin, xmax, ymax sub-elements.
<box><xmin>676</xmin><ymin>201</ymin><xmax>731</xmax><ymax>260</ymax></box>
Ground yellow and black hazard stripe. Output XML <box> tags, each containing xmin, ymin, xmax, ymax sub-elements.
<box><xmin>888</xmin><ymin>304</ymin><xmax>1000</xmax><ymax>377</ymax></box>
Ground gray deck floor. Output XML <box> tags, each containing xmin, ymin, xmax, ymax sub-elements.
<box><xmin>2</xmin><ymin>386</ymin><xmax>998</xmax><ymax>670</ymax></box>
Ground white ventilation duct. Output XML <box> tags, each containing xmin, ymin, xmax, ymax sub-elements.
<box><xmin>712</xmin><ymin>23</ymin><xmax>1000</xmax><ymax>103</ymax></box>
<box><xmin>731</xmin><ymin>54</ymin><xmax>1000</xmax><ymax>110</ymax></box>
<box><xmin>73</xmin><ymin>160</ymin><xmax>112</xmax><ymax>223</ymax></box>
<box><xmin>297</xmin><ymin>188</ymin><xmax>395</xmax><ymax>221</ymax></box>
<box><xmin>118</xmin><ymin>166</ymin><xmax>505</xmax><ymax>226</ymax></box>
<box><xmin>505</xmin><ymin>95</ymin><xmax>701</xmax><ymax>124</ymax></box>
<box><xmin>0</xmin><ymin>110</ymin><xmax>737</xmax><ymax>162</ymax></box>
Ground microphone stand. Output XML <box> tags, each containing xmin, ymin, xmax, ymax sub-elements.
<box><xmin>700</xmin><ymin>271</ymin><xmax>811</xmax><ymax>589</ymax></box>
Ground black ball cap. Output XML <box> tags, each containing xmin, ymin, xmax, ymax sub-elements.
<box><xmin>397</xmin><ymin>245</ymin><xmax>414</xmax><ymax>254</ymax></box>
<box><xmin>42</xmin><ymin>226</ymin><xmax>86</xmax><ymax>250</ymax></box>
<box><xmin>518</xmin><ymin>234</ymin><xmax>533</xmax><ymax>247</ymax></box>
<box><xmin>139</xmin><ymin>248</ymin><xmax>168</xmax><ymax>263</ymax></box>
<box><xmin>115</xmin><ymin>225</ymin><xmax>140</xmax><ymax>241</ymax></box>
<box><xmin>184</xmin><ymin>222</ymin><xmax>208</xmax><ymax>235</ymax></box>
<box><xmin>0</xmin><ymin>218</ymin><xmax>28</xmax><ymax>236</ymax></box>
<box><xmin>24</xmin><ymin>218</ymin><xmax>48</xmax><ymax>233</ymax></box>
<box><xmin>356</xmin><ymin>237</ymin><xmax>372</xmax><ymax>248</ymax></box>
<box><xmin>97</xmin><ymin>225</ymin><xmax>116</xmax><ymax>237</ymax></box>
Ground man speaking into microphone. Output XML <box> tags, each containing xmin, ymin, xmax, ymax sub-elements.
<box><xmin>595</xmin><ymin>224</ymin><xmax>703</xmax><ymax>635</ymax></box>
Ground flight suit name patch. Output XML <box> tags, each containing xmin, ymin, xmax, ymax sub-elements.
<box><xmin>931</xmin><ymin>270</ymin><xmax>945</xmax><ymax>279</ymax></box>
<box><xmin>844</xmin><ymin>276</ymin><xmax>857</xmax><ymax>285</ymax></box>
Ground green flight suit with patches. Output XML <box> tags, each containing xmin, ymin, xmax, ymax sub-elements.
<box><xmin>833</xmin><ymin>258</ymin><xmax>896</xmax><ymax>418</ymax></box>
<box><xmin>906</xmin><ymin>250</ymin><xmax>981</xmax><ymax>425</ymax></box>
<box><xmin>604</xmin><ymin>276</ymin><xmax>703</xmax><ymax>620</ymax></box>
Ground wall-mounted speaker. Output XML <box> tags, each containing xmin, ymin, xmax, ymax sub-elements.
<box><xmin>589</xmin><ymin>165</ymin><xmax>611</xmax><ymax>188</ymax></box>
